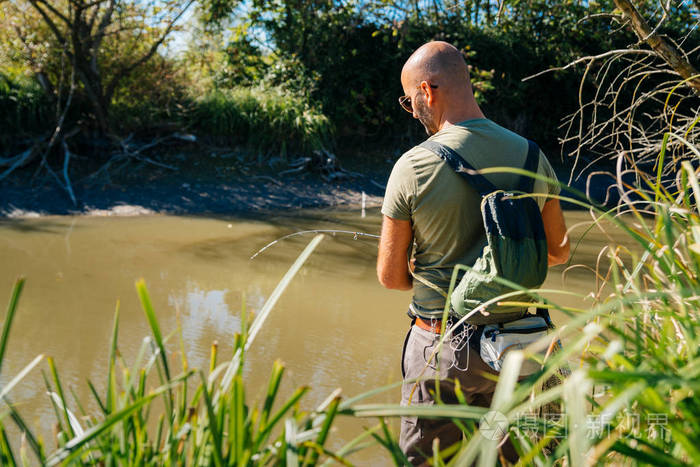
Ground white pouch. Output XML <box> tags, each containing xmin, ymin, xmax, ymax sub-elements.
<box><xmin>479</xmin><ymin>315</ymin><xmax>551</xmax><ymax>376</ymax></box>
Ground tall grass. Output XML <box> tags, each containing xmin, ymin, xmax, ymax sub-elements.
<box><xmin>187</xmin><ymin>86</ymin><xmax>333</xmax><ymax>161</ymax></box>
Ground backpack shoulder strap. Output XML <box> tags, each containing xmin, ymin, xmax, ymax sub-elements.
<box><xmin>419</xmin><ymin>140</ymin><xmax>497</xmax><ymax>197</ymax></box>
<box><xmin>518</xmin><ymin>140</ymin><xmax>540</xmax><ymax>193</ymax></box>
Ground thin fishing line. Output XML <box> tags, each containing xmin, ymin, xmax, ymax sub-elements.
<box><xmin>250</xmin><ymin>229</ymin><xmax>380</xmax><ymax>260</ymax></box>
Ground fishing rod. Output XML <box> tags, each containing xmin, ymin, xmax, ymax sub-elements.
<box><xmin>250</xmin><ymin>229</ymin><xmax>380</xmax><ymax>260</ymax></box>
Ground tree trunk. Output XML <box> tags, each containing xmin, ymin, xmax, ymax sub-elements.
<box><xmin>614</xmin><ymin>0</ymin><xmax>700</xmax><ymax>94</ymax></box>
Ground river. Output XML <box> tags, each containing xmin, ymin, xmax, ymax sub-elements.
<box><xmin>0</xmin><ymin>208</ymin><xmax>624</xmax><ymax>464</ymax></box>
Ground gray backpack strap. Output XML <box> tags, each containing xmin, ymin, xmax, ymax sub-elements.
<box><xmin>518</xmin><ymin>140</ymin><xmax>540</xmax><ymax>194</ymax></box>
<box><xmin>419</xmin><ymin>140</ymin><xmax>497</xmax><ymax>197</ymax></box>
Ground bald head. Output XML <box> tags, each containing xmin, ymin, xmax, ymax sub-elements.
<box><xmin>399</xmin><ymin>41</ymin><xmax>483</xmax><ymax>134</ymax></box>
<box><xmin>401</xmin><ymin>41</ymin><xmax>471</xmax><ymax>92</ymax></box>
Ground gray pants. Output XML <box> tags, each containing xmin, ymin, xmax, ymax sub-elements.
<box><xmin>399</xmin><ymin>323</ymin><xmax>514</xmax><ymax>465</ymax></box>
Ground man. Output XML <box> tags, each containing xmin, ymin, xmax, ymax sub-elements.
<box><xmin>377</xmin><ymin>41</ymin><xmax>570</xmax><ymax>464</ymax></box>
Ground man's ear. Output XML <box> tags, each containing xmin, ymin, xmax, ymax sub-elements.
<box><xmin>420</xmin><ymin>81</ymin><xmax>435</xmax><ymax>105</ymax></box>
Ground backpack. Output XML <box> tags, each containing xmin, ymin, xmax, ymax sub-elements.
<box><xmin>418</xmin><ymin>139</ymin><xmax>548</xmax><ymax>325</ymax></box>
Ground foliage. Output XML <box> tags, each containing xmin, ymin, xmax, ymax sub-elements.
<box><xmin>109</xmin><ymin>55</ymin><xmax>190</xmax><ymax>135</ymax></box>
<box><xmin>0</xmin><ymin>0</ymin><xmax>194</xmax><ymax>135</ymax></box>
<box><xmin>0</xmin><ymin>73</ymin><xmax>53</xmax><ymax>149</ymax></box>
<box><xmin>191</xmin><ymin>1</ymin><xmax>616</xmax><ymax>154</ymax></box>
<box><xmin>2</xmin><ymin>0</ymin><xmax>697</xmax><ymax>167</ymax></box>
<box><xmin>187</xmin><ymin>86</ymin><xmax>333</xmax><ymax>160</ymax></box>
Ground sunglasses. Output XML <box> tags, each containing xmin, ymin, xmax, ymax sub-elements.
<box><xmin>398</xmin><ymin>83</ymin><xmax>438</xmax><ymax>113</ymax></box>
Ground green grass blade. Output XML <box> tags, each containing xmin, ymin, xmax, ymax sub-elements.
<box><xmin>244</xmin><ymin>234</ymin><xmax>324</xmax><ymax>352</ymax></box>
<box><xmin>344</xmin><ymin>403</ymin><xmax>487</xmax><ymax>420</ymax></box>
<box><xmin>135</xmin><ymin>280</ymin><xmax>170</xmax><ymax>380</ymax></box>
<box><xmin>86</xmin><ymin>379</ymin><xmax>107</xmax><ymax>415</ymax></box>
<box><xmin>478</xmin><ymin>350</ymin><xmax>524</xmax><ymax>467</ymax></box>
<box><xmin>47</xmin><ymin>357</ymin><xmax>75</xmax><ymax>438</ymax></box>
<box><xmin>564</xmin><ymin>370</ymin><xmax>592</xmax><ymax>467</ymax></box>
<box><xmin>259</xmin><ymin>360</ymin><xmax>284</xmax><ymax>434</ymax></box>
<box><xmin>198</xmin><ymin>371</ymin><xmax>224</xmax><ymax>467</ymax></box>
<box><xmin>5</xmin><ymin>398</ymin><xmax>43</xmax><ymax>463</ymax></box>
<box><xmin>321</xmin><ymin>425</ymin><xmax>380</xmax><ymax>466</ymax></box>
<box><xmin>254</xmin><ymin>386</ymin><xmax>309</xmax><ymax>450</ymax></box>
<box><xmin>135</xmin><ymin>279</ymin><xmax>173</xmax><ymax>415</ymax></box>
<box><xmin>46</xmin><ymin>392</ymin><xmax>85</xmax><ymax>437</ymax></box>
<box><xmin>45</xmin><ymin>370</ymin><xmax>193</xmax><ymax>466</ymax></box>
<box><xmin>302</xmin><ymin>395</ymin><xmax>340</xmax><ymax>466</ymax></box>
<box><xmin>0</xmin><ymin>424</ymin><xmax>16</xmax><ymax>466</ymax></box>
<box><xmin>0</xmin><ymin>278</ymin><xmax>25</xmax><ymax>377</ymax></box>
<box><xmin>106</xmin><ymin>303</ymin><xmax>119</xmax><ymax>414</ymax></box>
<box><xmin>216</xmin><ymin>235</ymin><xmax>324</xmax><ymax>405</ymax></box>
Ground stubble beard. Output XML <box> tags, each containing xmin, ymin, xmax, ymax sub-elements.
<box><xmin>414</xmin><ymin>96</ymin><xmax>438</xmax><ymax>136</ymax></box>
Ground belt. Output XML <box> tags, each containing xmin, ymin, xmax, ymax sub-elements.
<box><xmin>415</xmin><ymin>316</ymin><xmax>443</xmax><ymax>333</ymax></box>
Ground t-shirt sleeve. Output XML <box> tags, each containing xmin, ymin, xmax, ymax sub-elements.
<box><xmin>538</xmin><ymin>151</ymin><xmax>561</xmax><ymax>197</ymax></box>
<box><xmin>381</xmin><ymin>155</ymin><xmax>416</xmax><ymax>221</ymax></box>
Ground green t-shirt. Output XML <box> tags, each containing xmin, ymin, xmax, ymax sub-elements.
<box><xmin>381</xmin><ymin>118</ymin><xmax>560</xmax><ymax>317</ymax></box>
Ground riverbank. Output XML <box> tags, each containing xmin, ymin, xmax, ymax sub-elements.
<box><xmin>1</xmin><ymin>147</ymin><xmax>614</xmax><ymax>219</ymax></box>
<box><xmin>0</xmin><ymin>175</ymin><xmax>386</xmax><ymax>218</ymax></box>
<box><xmin>0</xmin><ymin>149</ymin><xmax>389</xmax><ymax>218</ymax></box>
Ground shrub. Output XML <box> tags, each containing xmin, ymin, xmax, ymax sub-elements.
<box><xmin>187</xmin><ymin>87</ymin><xmax>333</xmax><ymax>161</ymax></box>
<box><xmin>0</xmin><ymin>74</ymin><xmax>52</xmax><ymax>151</ymax></box>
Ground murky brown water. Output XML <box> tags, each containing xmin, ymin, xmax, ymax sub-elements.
<box><xmin>0</xmin><ymin>208</ymin><xmax>627</xmax><ymax>464</ymax></box>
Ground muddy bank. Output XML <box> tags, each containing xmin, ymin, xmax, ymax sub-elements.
<box><xmin>0</xmin><ymin>173</ymin><xmax>387</xmax><ymax>218</ymax></box>
<box><xmin>0</xmin><ymin>146</ymin><xmax>616</xmax><ymax>219</ymax></box>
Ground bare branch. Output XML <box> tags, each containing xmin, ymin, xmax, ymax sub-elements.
<box><xmin>576</xmin><ymin>12</ymin><xmax>622</xmax><ymax>26</ymax></box>
<box><xmin>522</xmin><ymin>49</ymin><xmax>656</xmax><ymax>81</ymax></box>
<box><xmin>28</xmin><ymin>1</ymin><xmax>68</xmax><ymax>49</ymax></box>
<box><xmin>32</xmin><ymin>0</ymin><xmax>71</xmax><ymax>26</ymax></box>
<box><xmin>61</xmin><ymin>140</ymin><xmax>77</xmax><ymax>206</ymax></box>
<box><xmin>614</xmin><ymin>0</ymin><xmax>700</xmax><ymax>94</ymax></box>
<box><xmin>105</xmin><ymin>0</ymin><xmax>195</xmax><ymax>100</ymax></box>
<box><xmin>92</xmin><ymin>0</ymin><xmax>115</xmax><ymax>51</ymax></box>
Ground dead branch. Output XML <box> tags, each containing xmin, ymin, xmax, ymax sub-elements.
<box><xmin>104</xmin><ymin>0</ymin><xmax>195</xmax><ymax>101</ymax></box>
<box><xmin>614</xmin><ymin>0</ymin><xmax>700</xmax><ymax>94</ymax></box>
<box><xmin>61</xmin><ymin>140</ymin><xmax>77</xmax><ymax>206</ymax></box>
<box><xmin>0</xmin><ymin>146</ymin><xmax>41</xmax><ymax>181</ymax></box>
<box><xmin>522</xmin><ymin>49</ymin><xmax>657</xmax><ymax>82</ymax></box>
<box><xmin>85</xmin><ymin>134</ymin><xmax>179</xmax><ymax>182</ymax></box>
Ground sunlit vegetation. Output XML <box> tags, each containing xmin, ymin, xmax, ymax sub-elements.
<box><xmin>188</xmin><ymin>87</ymin><xmax>333</xmax><ymax>158</ymax></box>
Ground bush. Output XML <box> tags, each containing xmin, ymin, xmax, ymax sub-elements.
<box><xmin>187</xmin><ymin>87</ymin><xmax>333</xmax><ymax>161</ymax></box>
<box><xmin>0</xmin><ymin>74</ymin><xmax>52</xmax><ymax>151</ymax></box>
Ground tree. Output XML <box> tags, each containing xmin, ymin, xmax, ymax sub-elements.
<box><xmin>2</xmin><ymin>0</ymin><xmax>194</xmax><ymax>134</ymax></box>
<box><xmin>522</xmin><ymin>0</ymin><xmax>699</xmax><ymax>187</ymax></box>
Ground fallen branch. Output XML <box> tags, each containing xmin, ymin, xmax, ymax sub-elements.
<box><xmin>370</xmin><ymin>179</ymin><xmax>387</xmax><ymax>190</ymax></box>
<box><xmin>85</xmin><ymin>133</ymin><xmax>179</xmax><ymax>182</ymax></box>
<box><xmin>61</xmin><ymin>140</ymin><xmax>77</xmax><ymax>206</ymax></box>
<box><xmin>251</xmin><ymin>175</ymin><xmax>283</xmax><ymax>186</ymax></box>
<box><xmin>0</xmin><ymin>145</ymin><xmax>42</xmax><ymax>182</ymax></box>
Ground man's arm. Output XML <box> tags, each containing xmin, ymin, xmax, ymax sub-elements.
<box><xmin>542</xmin><ymin>199</ymin><xmax>570</xmax><ymax>266</ymax></box>
<box><xmin>377</xmin><ymin>215</ymin><xmax>413</xmax><ymax>290</ymax></box>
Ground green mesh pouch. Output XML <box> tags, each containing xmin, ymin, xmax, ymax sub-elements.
<box><xmin>419</xmin><ymin>139</ymin><xmax>548</xmax><ymax>324</ymax></box>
